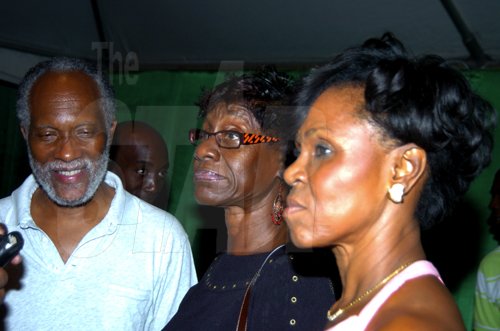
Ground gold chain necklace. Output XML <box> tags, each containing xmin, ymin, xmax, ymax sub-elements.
<box><xmin>327</xmin><ymin>261</ymin><xmax>415</xmax><ymax>322</ymax></box>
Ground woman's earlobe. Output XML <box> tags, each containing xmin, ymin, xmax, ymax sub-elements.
<box><xmin>394</xmin><ymin>145</ymin><xmax>427</xmax><ymax>194</ymax></box>
<box><xmin>387</xmin><ymin>145</ymin><xmax>427</xmax><ymax>204</ymax></box>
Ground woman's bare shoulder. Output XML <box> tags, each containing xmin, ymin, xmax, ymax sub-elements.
<box><xmin>366</xmin><ymin>275</ymin><xmax>466</xmax><ymax>331</ymax></box>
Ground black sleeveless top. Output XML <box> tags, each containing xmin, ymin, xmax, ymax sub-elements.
<box><xmin>163</xmin><ymin>245</ymin><xmax>337</xmax><ymax>331</ymax></box>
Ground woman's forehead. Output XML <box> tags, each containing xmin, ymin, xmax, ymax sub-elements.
<box><xmin>299</xmin><ymin>87</ymin><xmax>365</xmax><ymax>131</ymax></box>
<box><xmin>206</xmin><ymin>102</ymin><xmax>259</xmax><ymax>127</ymax></box>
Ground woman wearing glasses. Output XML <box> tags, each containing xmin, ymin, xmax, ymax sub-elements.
<box><xmin>163</xmin><ymin>67</ymin><xmax>336</xmax><ymax>331</ymax></box>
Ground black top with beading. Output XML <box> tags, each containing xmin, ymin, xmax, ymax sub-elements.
<box><xmin>163</xmin><ymin>245</ymin><xmax>337</xmax><ymax>331</ymax></box>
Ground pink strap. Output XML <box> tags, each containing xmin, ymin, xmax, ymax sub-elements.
<box><xmin>327</xmin><ymin>260</ymin><xmax>442</xmax><ymax>331</ymax></box>
<box><xmin>358</xmin><ymin>260</ymin><xmax>442</xmax><ymax>326</ymax></box>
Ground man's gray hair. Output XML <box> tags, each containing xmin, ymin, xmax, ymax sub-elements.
<box><xmin>16</xmin><ymin>57</ymin><xmax>116</xmax><ymax>131</ymax></box>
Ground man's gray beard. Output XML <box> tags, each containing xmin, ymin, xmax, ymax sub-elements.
<box><xmin>27</xmin><ymin>147</ymin><xmax>110</xmax><ymax>207</ymax></box>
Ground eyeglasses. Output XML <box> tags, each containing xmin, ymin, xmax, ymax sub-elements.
<box><xmin>188</xmin><ymin>128</ymin><xmax>280</xmax><ymax>149</ymax></box>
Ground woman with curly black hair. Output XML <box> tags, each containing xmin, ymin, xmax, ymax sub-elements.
<box><xmin>284</xmin><ymin>33</ymin><xmax>496</xmax><ymax>330</ymax></box>
<box><xmin>163</xmin><ymin>67</ymin><xmax>336</xmax><ymax>331</ymax></box>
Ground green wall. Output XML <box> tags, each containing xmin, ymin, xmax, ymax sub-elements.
<box><xmin>0</xmin><ymin>68</ymin><xmax>499</xmax><ymax>330</ymax></box>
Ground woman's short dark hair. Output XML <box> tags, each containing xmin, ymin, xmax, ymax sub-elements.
<box><xmin>296</xmin><ymin>33</ymin><xmax>497</xmax><ymax>229</ymax></box>
<box><xmin>198</xmin><ymin>66</ymin><xmax>298</xmax><ymax>164</ymax></box>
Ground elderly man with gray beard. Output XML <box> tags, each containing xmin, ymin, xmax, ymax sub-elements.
<box><xmin>0</xmin><ymin>58</ymin><xmax>196</xmax><ymax>331</ymax></box>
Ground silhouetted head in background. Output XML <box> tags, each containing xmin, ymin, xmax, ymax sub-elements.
<box><xmin>110</xmin><ymin>121</ymin><xmax>169</xmax><ymax>206</ymax></box>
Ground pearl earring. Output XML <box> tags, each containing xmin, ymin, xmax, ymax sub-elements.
<box><xmin>388</xmin><ymin>183</ymin><xmax>405</xmax><ymax>203</ymax></box>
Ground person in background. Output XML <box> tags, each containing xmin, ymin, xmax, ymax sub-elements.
<box><xmin>284</xmin><ymin>33</ymin><xmax>495</xmax><ymax>330</ymax></box>
<box><xmin>474</xmin><ymin>169</ymin><xmax>500</xmax><ymax>331</ymax></box>
<box><xmin>163</xmin><ymin>67</ymin><xmax>336</xmax><ymax>331</ymax></box>
<box><xmin>0</xmin><ymin>57</ymin><xmax>196</xmax><ymax>330</ymax></box>
<box><xmin>109</xmin><ymin>120</ymin><xmax>169</xmax><ymax>208</ymax></box>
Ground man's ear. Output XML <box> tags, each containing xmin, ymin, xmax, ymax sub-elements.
<box><xmin>390</xmin><ymin>144</ymin><xmax>427</xmax><ymax>196</ymax></box>
<box><xmin>20</xmin><ymin>126</ymin><xmax>28</xmax><ymax>141</ymax></box>
<box><xmin>109</xmin><ymin>121</ymin><xmax>117</xmax><ymax>141</ymax></box>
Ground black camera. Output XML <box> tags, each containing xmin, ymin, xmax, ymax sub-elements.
<box><xmin>0</xmin><ymin>231</ymin><xmax>24</xmax><ymax>267</ymax></box>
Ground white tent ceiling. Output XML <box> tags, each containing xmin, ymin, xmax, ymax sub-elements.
<box><xmin>1</xmin><ymin>0</ymin><xmax>499</xmax><ymax>84</ymax></box>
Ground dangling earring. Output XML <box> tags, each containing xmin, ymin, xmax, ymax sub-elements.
<box><xmin>271</xmin><ymin>184</ymin><xmax>285</xmax><ymax>225</ymax></box>
<box><xmin>388</xmin><ymin>183</ymin><xmax>405</xmax><ymax>203</ymax></box>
